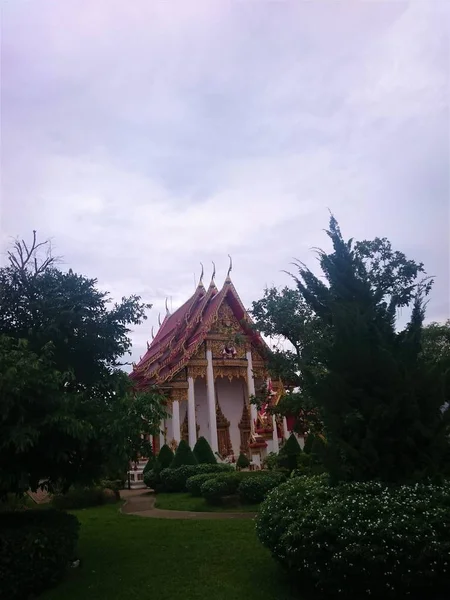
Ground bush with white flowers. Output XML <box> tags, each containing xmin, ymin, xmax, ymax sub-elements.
<box><xmin>256</xmin><ymin>475</ymin><xmax>450</xmax><ymax>598</ymax></box>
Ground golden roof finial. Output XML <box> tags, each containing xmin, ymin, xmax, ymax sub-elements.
<box><xmin>199</xmin><ymin>262</ymin><xmax>204</xmax><ymax>287</ymax></box>
<box><xmin>165</xmin><ymin>297</ymin><xmax>170</xmax><ymax>315</ymax></box>
<box><xmin>211</xmin><ymin>261</ymin><xmax>216</xmax><ymax>283</ymax></box>
<box><xmin>226</xmin><ymin>254</ymin><xmax>233</xmax><ymax>281</ymax></box>
<box><xmin>158</xmin><ymin>312</ymin><xmax>162</xmax><ymax>327</ymax></box>
<box><xmin>151</xmin><ymin>326</ymin><xmax>155</xmax><ymax>340</ymax></box>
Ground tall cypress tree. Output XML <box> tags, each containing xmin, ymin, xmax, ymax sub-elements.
<box><xmin>293</xmin><ymin>216</ymin><xmax>449</xmax><ymax>483</ymax></box>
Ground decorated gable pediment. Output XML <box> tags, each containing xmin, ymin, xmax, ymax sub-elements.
<box><xmin>210</xmin><ymin>302</ymin><xmax>242</xmax><ymax>336</ymax></box>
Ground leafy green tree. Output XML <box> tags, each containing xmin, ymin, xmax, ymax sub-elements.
<box><xmin>170</xmin><ymin>440</ymin><xmax>197</xmax><ymax>468</ymax></box>
<box><xmin>193</xmin><ymin>437</ymin><xmax>217</xmax><ymax>464</ymax></box>
<box><xmin>0</xmin><ymin>233</ymin><xmax>167</xmax><ymax>495</ymax></box>
<box><xmin>291</xmin><ymin>216</ymin><xmax>448</xmax><ymax>483</ymax></box>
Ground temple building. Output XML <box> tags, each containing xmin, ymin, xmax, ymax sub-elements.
<box><xmin>129</xmin><ymin>264</ymin><xmax>289</xmax><ymax>481</ymax></box>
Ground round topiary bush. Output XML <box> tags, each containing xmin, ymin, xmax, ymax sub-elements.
<box><xmin>256</xmin><ymin>476</ymin><xmax>450</xmax><ymax>598</ymax></box>
<box><xmin>160</xmin><ymin>463</ymin><xmax>234</xmax><ymax>493</ymax></box>
<box><xmin>200</xmin><ymin>474</ymin><xmax>241</xmax><ymax>505</ymax></box>
<box><xmin>186</xmin><ymin>473</ymin><xmax>220</xmax><ymax>496</ymax></box>
<box><xmin>0</xmin><ymin>509</ymin><xmax>79</xmax><ymax>599</ymax></box>
<box><xmin>170</xmin><ymin>440</ymin><xmax>198</xmax><ymax>468</ymax></box>
<box><xmin>193</xmin><ymin>436</ymin><xmax>217</xmax><ymax>464</ymax></box>
<box><xmin>238</xmin><ymin>472</ymin><xmax>286</xmax><ymax>504</ymax></box>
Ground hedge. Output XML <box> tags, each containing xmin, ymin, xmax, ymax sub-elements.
<box><xmin>186</xmin><ymin>473</ymin><xmax>221</xmax><ymax>496</ymax></box>
<box><xmin>237</xmin><ymin>472</ymin><xmax>286</xmax><ymax>504</ymax></box>
<box><xmin>256</xmin><ymin>475</ymin><xmax>450</xmax><ymax>598</ymax></box>
<box><xmin>160</xmin><ymin>463</ymin><xmax>233</xmax><ymax>493</ymax></box>
<box><xmin>200</xmin><ymin>471</ymin><xmax>263</xmax><ymax>505</ymax></box>
<box><xmin>52</xmin><ymin>486</ymin><xmax>119</xmax><ymax>509</ymax></box>
<box><xmin>0</xmin><ymin>509</ymin><xmax>79</xmax><ymax>599</ymax></box>
<box><xmin>236</xmin><ymin>452</ymin><xmax>250</xmax><ymax>469</ymax></box>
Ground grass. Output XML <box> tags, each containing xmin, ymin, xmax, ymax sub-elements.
<box><xmin>40</xmin><ymin>503</ymin><xmax>298</xmax><ymax>600</ymax></box>
<box><xmin>155</xmin><ymin>492</ymin><xmax>260</xmax><ymax>513</ymax></box>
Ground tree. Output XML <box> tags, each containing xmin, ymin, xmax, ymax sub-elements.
<box><xmin>193</xmin><ymin>437</ymin><xmax>217</xmax><ymax>464</ymax></box>
<box><xmin>0</xmin><ymin>233</ymin><xmax>167</xmax><ymax>495</ymax></box>
<box><xmin>290</xmin><ymin>216</ymin><xmax>448</xmax><ymax>483</ymax></box>
<box><xmin>170</xmin><ymin>440</ymin><xmax>197</xmax><ymax>468</ymax></box>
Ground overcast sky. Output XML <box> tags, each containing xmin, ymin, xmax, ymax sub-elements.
<box><xmin>1</xmin><ymin>0</ymin><xmax>449</xmax><ymax>365</ymax></box>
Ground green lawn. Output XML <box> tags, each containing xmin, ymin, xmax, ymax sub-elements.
<box><xmin>155</xmin><ymin>492</ymin><xmax>260</xmax><ymax>513</ymax></box>
<box><xmin>40</xmin><ymin>504</ymin><xmax>298</xmax><ymax>600</ymax></box>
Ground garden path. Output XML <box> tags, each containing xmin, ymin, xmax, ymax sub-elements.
<box><xmin>120</xmin><ymin>489</ymin><xmax>256</xmax><ymax>520</ymax></box>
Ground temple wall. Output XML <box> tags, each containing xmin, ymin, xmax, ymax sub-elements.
<box><xmin>215</xmin><ymin>377</ymin><xmax>247</xmax><ymax>456</ymax></box>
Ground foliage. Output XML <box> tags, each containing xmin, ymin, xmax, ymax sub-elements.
<box><xmin>142</xmin><ymin>455</ymin><xmax>155</xmax><ymax>475</ymax></box>
<box><xmin>236</xmin><ymin>452</ymin><xmax>250</xmax><ymax>469</ymax></box>
<box><xmin>0</xmin><ymin>234</ymin><xmax>166</xmax><ymax>496</ymax></box>
<box><xmin>99</xmin><ymin>479</ymin><xmax>123</xmax><ymax>493</ymax></box>
<box><xmin>262</xmin><ymin>452</ymin><xmax>279</xmax><ymax>471</ymax></box>
<box><xmin>170</xmin><ymin>440</ymin><xmax>198</xmax><ymax>469</ymax></box>
<box><xmin>291</xmin><ymin>216</ymin><xmax>448</xmax><ymax>483</ymax></box>
<box><xmin>200</xmin><ymin>472</ymin><xmax>262</xmax><ymax>505</ymax></box>
<box><xmin>160</xmin><ymin>464</ymin><xmax>233</xmax><ymax>493</ymax></box>
<box><xmin>186</xmin><ymin>473</ymin><xmax>221</xmax><ymax>496</ymax></box>
<box><xmin>143</xmin><ymin>469</ymin><xmax>159</xmax><ymax>491</ymax></box>
<box><xmin>52</xmin><ymin>486</ymin><xmax>119</xmax><ymax>510</ymax></box>
<box><xmin>154</xmin><ymin>492</ymin><xmax>259</xmax><ymax>513</ymax></box>
<box><xmin>277</xmin><ymin>434</ymin><xmax>302</xmax><ymax>472</ymax></box>
<box><xmin>237</xmin><ymin>472</ymin><xmax>286</xmax><ymax>504</ymax></box>
<box><xmin>0</xmin><ymin>508</ymin><xmax>79</xmax><ymax>599</ymax></box>
<box><xmin>193</xmin><ymin>436</ymin><xmax>217</xmax><ymax>464</ymax></box>
<box><xmin>257</xmin><ymin>475</ymin><xmax>450</xmax><ymax>598</ymax></box>
<box><xmin>158</xmin><ymin>444</ymin><xmax>175</xmax><ymax>470</ymax></box>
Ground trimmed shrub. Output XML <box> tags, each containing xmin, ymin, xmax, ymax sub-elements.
<box><xmin>170</xmin><ymin>440</ymin><xmax>198</xmax><ymax>468</ymax></box>
<box><xmin>158</xmin><ymin>444</ymin><xmax>175</xmax><ymax>470</ymax></box>
<box><xmin>186</xmin><ymin>473</ymin><xmax>220</xmax><ymax>496</ymax></box>
<box><xmin>193</xmin><ymin>436</ymin><xmax>217</xmax><ymax>464</ymax></box>
<box><xmin>236</xmin><ymin>452</ymin><xmax>250</xmax><ymax>469</ymax></box>
<box><xmin>52</xmin><ymin>486</ymin><xmax>119</xmax><ymax>510</ymax></box>
<box><xmin>160</xmin><ymin>463</ymin><xmax>233</xmax><ymax>493</ymax></box>
<box><xmin>200</xmin><ymin>471</ymin><xmax>261</xmax><ymax>505</ymax></box>
<box><xmin>238</xmin><ymin>472</ymin><xmax>287</xmax><ymax>504</ymax></box>
<box><xmin>278</xmin><ymin>434</ymin><xmax>301</xmax><ymax>471</ymax></box>
<box><xmin>201</xmin><ymin>474</ymin><xmax>241</xmax><ymax>505</ymax></box>
<box><xmin>143</xmin><ymin>455</ymin><xmax>155</xmax><ymax>475</ymax></box>
<box><xmin>100</xmin><ymin>479</ymin><xmax>123</xmax><ymax>492</ymax></box>
<box><xmin>0</xmin><ymin>509</ymin><xmax>79</xmax><ymax>599</ymax></box>
<box><xmin>257</xmin><ymin>476</ymin><xmax>450</xmax><ymax>598</ymax></box>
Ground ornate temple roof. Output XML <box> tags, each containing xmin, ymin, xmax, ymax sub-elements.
<box><xmin>130</xmin><ymin>272</ymin><xmax>269</xmax><ymax>388</ymax></box>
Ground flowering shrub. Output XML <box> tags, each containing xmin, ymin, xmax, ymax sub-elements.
<box><xmin>256</xmin><ymin>476</ymin><xmax>450</xmax><ymax>598</ymax></box>
<box><xmin>238</xmin><ymin>472</ymin><xmax>287</xmax><ymax>504</ymax></box>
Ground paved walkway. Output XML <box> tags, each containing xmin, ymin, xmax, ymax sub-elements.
<box><xmin>120</xmin><ymin>489</ymin><xmax>256</xmax><ymax>520</ymax></box>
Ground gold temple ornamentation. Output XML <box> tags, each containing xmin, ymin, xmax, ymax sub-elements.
<box><xmin>238</xmin><ymin>396</ymin><xmax>251</xmax><ymax>455</ymax></box>
<box><xmin>187</xmin><ymin>365</ymin><xmax>207</xmax><ymax>380</ymax></box>
<box><xmin>216</xmin><ymin>395</ymin><xmax>233</xmax><ymax>458</ymax></box>
<box><xmin>214</xmin><ymin>365</ymin><xmax>247</xmax><ymax>382</ymax></box>
<box><xmin>170</xmin><ymin>388</ymin><xmax>188</xmax><ymax>403</ymax></box>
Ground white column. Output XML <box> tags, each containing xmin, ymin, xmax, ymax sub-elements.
<box><xmin>206</xmin><ymin>348</ymin><xmax>219</xmax><ymax>452</ymax></box>
<box><xmin>172</xmin><ymin>400</ymin><xmax>181</xmax><ymax>443</ymax></box>
<box><xmin>272</xmin><ymin>415</ymin><xmax>279</xmax><ymax>453</ymax></box>
<box><xmin>282</xmin><ymin>416</ymin><xmax>289</xmax><ymax>440</ymax></box>
<box><xmin>188</xmin><ymin>376</ymin><xmax>197</xmax><ymax>448</ymax></box>
<box><xmin>246</xmin><ymin>350</ymin><xmax>258</xmax><ymax>433</ymax></box>
<box><xmin>159</xmin><ymin>419</ymin><xmax>165</xmax><ymax>449</ymax></box>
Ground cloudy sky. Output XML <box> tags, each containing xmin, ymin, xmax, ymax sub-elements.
<box><xmin>1</xmin><ymin>0</ymin><xmax>449</xmax><ymax>365</ymax></box>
